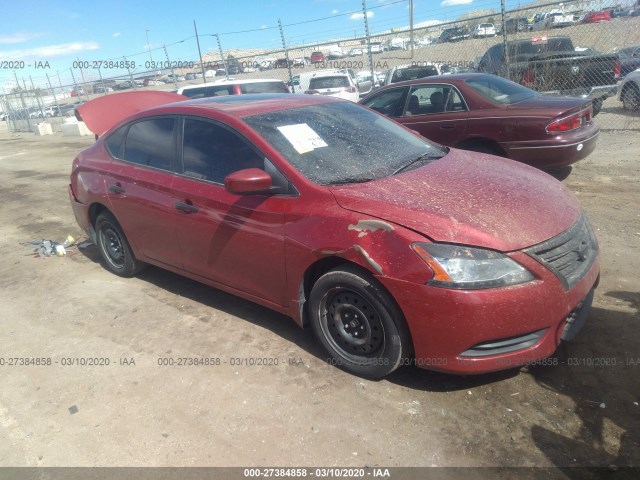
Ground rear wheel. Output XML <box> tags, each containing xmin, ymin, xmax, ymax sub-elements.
<box><xmin>622</xmin><ymin>85</ymin><xmax>640</xmax><ymax>111</ymax></box>
<box><xmin>95</xmin><ymin>212</ymin><xmax>145</xmax><ymax>277</ymax></box>
<box><xmin>309</xmin><ymin>265</ymin><xmax>411</xmax><ymax>379</ymax></box>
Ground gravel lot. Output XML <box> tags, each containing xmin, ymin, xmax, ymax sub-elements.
<box><xmin>0</xmin><ymin>113</ymin><xmax>638</xmax><ymax>472</ymax></box>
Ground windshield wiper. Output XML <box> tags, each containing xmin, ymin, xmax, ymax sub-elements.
<box><xmin>392</xmin><ymin>152</ymin><xmax>443</xmax><ymax>176</ymax></box>
<box><xmin>324</xmin><ymin>177</ymin><xmax>374</xmax><ymax>186</ymax></box>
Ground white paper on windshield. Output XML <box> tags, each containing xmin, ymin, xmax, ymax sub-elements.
<box><xmin>277</xmin><ymin>123</ymin><xmax>328</xmax><ymax>154</ymax></box>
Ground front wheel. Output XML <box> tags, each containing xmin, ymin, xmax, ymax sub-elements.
<box><xmin>95</xmin><ymin>212</ymin><xmax>146</xmax><ymax>277</ymax></box>
<box><xmin>309</xmin><ymin>265</ymin><xmax>411</xmax><ymax>379</ymax></box>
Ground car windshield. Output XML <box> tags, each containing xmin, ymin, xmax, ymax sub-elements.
<box><xmin>244</xmin><ymin>102</ymin><xmax>445</xmax><ymax>185</ymax></box>
<box><xmin>465</xmin><ymin>75</ymin><xmax>539</xmax><ymax>104</ymax></box>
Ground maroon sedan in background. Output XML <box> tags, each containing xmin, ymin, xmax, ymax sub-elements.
<box><xmin>360</xmin><ymin>73</ymin><xmax>599</xmax><ymax>169</ymax></box>
<box><xmin>70</xmin><ymin>93</ymin><xmax>599</xmax><ymax>378</ymax></box>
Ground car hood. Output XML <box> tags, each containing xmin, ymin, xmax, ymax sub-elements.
<box><xmin>329</xmin><ymin>149</ymin><xmax>582</xmax><ymax>251</ymax></box>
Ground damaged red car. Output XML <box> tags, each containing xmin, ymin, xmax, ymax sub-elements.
<box><xmin>69</xmin><ymin>92</ymin><xmax>599</xmax><ymax>378</ymax></box>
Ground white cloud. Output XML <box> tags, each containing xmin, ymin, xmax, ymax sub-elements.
<box><xmin>331</xmin><ymin>9</ymin><xmax>339</xmax><ymax>14</ymax></box>
<box><xmin>441</xmin><ymin>0</ymin><xmax>473</xmax><ymax>6</ymax></box>
<box><xmin>350</xmin><ymin>11</ymin><xmax>374</xmax><ymax>20</ymax></box>
<box><xmin>0</xmin><ymin>32</ymin><xmax>43</xmax><ymax>45</ymax></box>
<box><xmin>260</xmin><ymin>25</ymin><xmax>268</xmax><ymax>29</ymax></box>
<box><xmin>0</xmin><ymin>42</ymin><xmax>99</xmax><ymax>60</ymax></box>
<box><xmin>112</xmin><ymin>32</ymin><xmax>121</xmax><ymax>38</ymax></box>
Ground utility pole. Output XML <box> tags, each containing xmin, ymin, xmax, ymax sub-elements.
<box><xmin>278</xmin><ymin>19</ymin><xmax>294</xmax><ymax>92</ymax></box>
<box><xmin>362</xmin><ymin>0</ymin><xmax>375</xmax><ymax>87</ymax></box>
<box><xmin>193</xmin><ymin>21</ymin><xmax>207</xmax><ymax>83</ymax></box>
<box><xmin>145</xmin><ymin>29</ymin><xmax>153</xmax><ymax>65</ymax></box>
<box><xmin>215</xmin><ymin>34</ymin><xmax>229</xmax><ymax>81</ymax></box>
<box><xmin>409</xmin><ymin>0</ymin><xmax>414</xmax><ymax>59</ymax></box>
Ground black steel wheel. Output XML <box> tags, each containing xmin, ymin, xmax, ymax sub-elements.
<box><xmin>95</xmin><ymin>211</ymin><xmax>145</xmax><ymax>277</ymax></box>
<box><xmin>309</xmin><ymin>265</ymin><xmax>411</xmax><ymax>378</ymax></box>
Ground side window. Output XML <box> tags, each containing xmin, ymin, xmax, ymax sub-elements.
<box><xmin>123</xmin><ymin>118</ymin><xmax>176</xmax><ymax>171</ymax></box>
<box><xmin>445</xmin><ymin>89</ymin><xmax>467</xmax><ymax>112</ymax></box>
<box><xmin>404</xmin><ymin>85</ymin><xmax>451</xmax><ymax>116</ymax></box>
<box><xmin>182</xmin><ymin>118</ymin><xmax>266</xmax><ymax>184</ymax></box>
<box><xmin>361</xmin><ymin>88</ymin><xmax>408</xmax><ymax>117</ymax></box>
<box><xmin>104</xmin><ymin>125</ymin><xmax>127</xmax><ymax>158</ymax></box>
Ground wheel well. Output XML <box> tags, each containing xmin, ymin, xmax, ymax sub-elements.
<box><xmin>89</xmin><ymin>203</ymin><xmax>109</xmax><ymax>226</ymax></box>
<box><xmin>622</xmin><ymin>81</ymin><xmax>639</xmax><ymax>96</ymax></box>
<box><xmin>299</xmin><ymin>257</ymin><xmax>415</xmax><ymax>357</ymax></box>
<box><xmin>456</xmin><ymin>138</ymin><xmax>507</xmax><ymax>157</ymax></box>
<box><xmin>299</xmin><ymin>257</ymin><xmax>369</xmax><ymax>327</ymax></box>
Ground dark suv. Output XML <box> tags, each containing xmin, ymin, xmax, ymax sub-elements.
<box><xmin>438</xmin><ymin>27</ymin><xmax>469</xmax><ymax>43</ymax></box>
<box><xmin>505</xmin><ymin>18</ymin><xmax>529</xmax><ymax>33</ymax></box>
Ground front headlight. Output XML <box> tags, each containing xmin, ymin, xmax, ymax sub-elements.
<box><xmin>412</xmin><ymin>243</ymin><xmax>534</xmax><ymax>289</ymax></box>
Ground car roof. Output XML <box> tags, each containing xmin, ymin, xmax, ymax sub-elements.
<box><xmin>178</xmin><ymin>78</ymin><xmax>286</xmax><ymax>91</ymax></box>
<box><xmin>377</xmin><ymin>72</ymin><xmax>485</xmax><ymax>88</ymax></box>
<box><xmin>149</xmin><ymin>93</ymin><xmax>345</xmax><ymax>118</ymax></box>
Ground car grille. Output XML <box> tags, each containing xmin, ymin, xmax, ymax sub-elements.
<box><xmin>524</xmin><ymin>214</ymin><xmax>598</xmax><ymax>291</ymax></box>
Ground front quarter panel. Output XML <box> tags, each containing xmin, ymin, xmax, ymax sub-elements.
<box><xmin>283</xmin><ymin>195</ymin><xmax>434</xmax><ymax>325</ymax></box>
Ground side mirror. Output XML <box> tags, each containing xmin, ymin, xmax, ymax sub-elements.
<box><xmin>224</xmin><ymin>168</ymin><xmax>272</xmax><ymax>194</ymax></box>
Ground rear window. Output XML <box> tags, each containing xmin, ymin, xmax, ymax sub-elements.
<box><xmin>391</xmin><ymin>67</ymin><xmax>439</xmax><ymax>83</ymax></box>
<box><xmin>465</xmin><ymin>76</ymin><xmax>538</xmax><ymax>105</ymax></box>
<box><xmin>509</xmin><ymin>37</ymin><xmax>574</xmax><ymax>59</ymax></box>
<box><xmin>239</xmin><ymin>82</ymin><xmax>289</xmax><ymax>94</ymax></box>
<box><xmin>309</xmin><ymin>76</ymin><xmax>350</xmax><ymax>89</ymax></box>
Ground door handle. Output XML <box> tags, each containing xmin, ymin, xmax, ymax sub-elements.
<box><xmin>175</xmin><ymin>201</ymin><xmax>199</xmax><ymax>214</ymax></box>
<box><xmin>440</xmin><ymin>124</ymin><xmax>455</xmax><ymax>130</ymax></box>
<box><xmin>108</xmin><ymin>184</ymin><xmax>125</xmax><ymax>194</ymax></box>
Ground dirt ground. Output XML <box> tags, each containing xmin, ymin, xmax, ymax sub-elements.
<box><xmin>0</xmin><ymin>115</ymin><xmax>638</xmax><ymax>473</ymax></box>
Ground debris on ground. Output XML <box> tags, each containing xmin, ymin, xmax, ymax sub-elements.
<box><xmin>21</xmin><ymin>235</ymin><xmax>90</xmax><ymax>259</ymax></box>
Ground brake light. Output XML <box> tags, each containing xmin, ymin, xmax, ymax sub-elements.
<box><xmin>546</xmin><ymin>108</ymin><xmax>591</xmax><ymax>134</ymax></box>
<box><xmin>614</xmin><ymin>58</ymin><xmax>621</xmax><ymax>80</ymax></box>
<box><xmin>305</xmin><ymin>89</ymin><xmax>319</xmax><ymax>95</ymax></box>
<box><xmin>521</xmin><ymin>68</ymin><xmax>535</xmax><ymax>87</ymax></box>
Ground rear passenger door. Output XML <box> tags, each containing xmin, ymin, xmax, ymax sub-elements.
<box><xmin>104</xmin><ymin>116</ymin><xmax>182</xmax><ymax>268</ymax></box>
<box><xmin>398</xmin><ymin>84</ymin><xmax>468</xmax><ymax>146</ymax></box>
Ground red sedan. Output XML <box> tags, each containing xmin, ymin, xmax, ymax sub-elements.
<box><xmin>581</xmin><ymin>11</ymin><xmax>612</xmax><ymax>23</ymax></box>
<box><xmin>70</xmin><ymin>92</ymin><xmax>599</xmax><ymax>378</ymax></box>
<box><xmin>360</xmin><ymin>73</ymin><xmax>599</xmax><ymax>169</ymax></box>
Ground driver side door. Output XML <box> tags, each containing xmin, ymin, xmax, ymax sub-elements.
<box><xmin>171</xmin><ymin>117</ymin><xmax>293</xmax><ymax>307</ymax></box>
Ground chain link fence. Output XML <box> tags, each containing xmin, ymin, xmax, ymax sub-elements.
<box><xmin>2</xmin><ymin>0</ymin><xmax>639</xmax><ymax>133</ymax></box>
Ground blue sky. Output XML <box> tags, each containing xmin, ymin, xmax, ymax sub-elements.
<box><xmin>0</xmin><ymin>0</ymin><xmax>629</xmax><ymax>89</ymax></box>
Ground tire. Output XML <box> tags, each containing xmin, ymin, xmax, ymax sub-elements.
<box><xmin>95</xmin><ymin>212</ymin><xmax>145</xmax><ymax>277</ymax></box>
<box><xmin>309</xmin><ymin>265</ymin><xmax>411</xmax><ymax>379</ymax></box>
<box><xmin>463</xmin><ymin>142</ymin><xmax>503</xmax><ymax>156</ymax></box>
<box><xmin>591</xmin><ymin>98</ymin><xmax>603</xmax><ymax>117</ymax></box>
<box><xmin>622</xmin><ymin>85</ymin><xmax>640</xmax><ymax>111</ymax></box>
